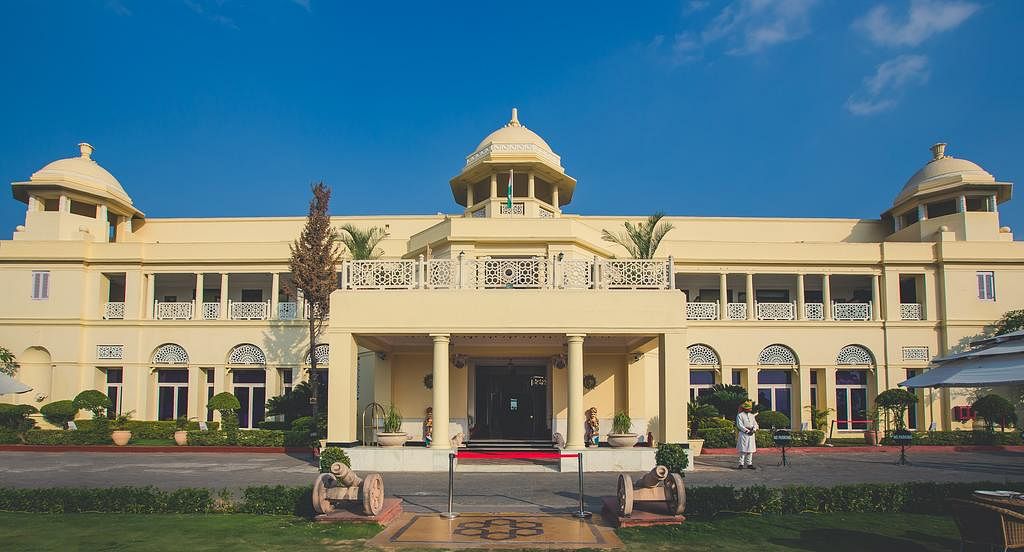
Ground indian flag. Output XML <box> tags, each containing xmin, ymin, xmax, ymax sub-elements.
<box><xmin>507</xmin><ymin>169</ymin><xmax>513</xmax><ymax>209</ymax></box>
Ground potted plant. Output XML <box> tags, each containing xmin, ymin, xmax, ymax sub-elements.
<box><xmin>174</xmin><ymin>416</ymin><xmax>192</xmax><ymax>446</ymax></box>
<box><xmin>377</xmin><ymin>404</ymin><xmax>409</xmax><ymax>447</ymax></box>
<box><xmin>111</xmin><ymin>411</ymin><xmax>134</xmax><ymax>446</ymax></box>
<box><xmin>607</xmin><ymin>411</ymin><xmax>637</xmax><ymax>448</ymax></box>
<box><xmin>865</xmin><ymin>406</ymin><xmax>881</xmax><ymax>445</ymax></box>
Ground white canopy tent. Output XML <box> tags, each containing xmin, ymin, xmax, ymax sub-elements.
<box><xmin>900</xmin><ymin>330</ymin><xmax>1024</xmax><ymax>389</ymax></box>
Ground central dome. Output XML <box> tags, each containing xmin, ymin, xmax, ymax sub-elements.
<box><xmin>473</xmin><ymin>108</ymin><xmax>553</xmax><ymax>154</ymax></box>
<box><xmin>894</xmin><ymin>143</ymin><xmax>994</xmax><ymax>206</ymax></box>
<box><xmin>29</xmin><ymin>143</ymin><xmax>134</xmax><ymax>206</ymax></box>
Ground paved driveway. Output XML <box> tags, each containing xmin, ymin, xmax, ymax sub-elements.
<box><xmin>1</xmin><ymin>449</ymin><xmax>1021</xmax><ymax>513</ymax></box>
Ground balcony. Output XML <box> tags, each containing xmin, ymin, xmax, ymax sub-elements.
<box><xmin>833</xmin><ymin>302</ymin><xmax>871</xmax><ymax>321</ymax></box>
<box><xmin>201</xmin><ymin>302</ymin><xmax>220</xmax><ymax>320</ymax></box>
<box><xmin>103</xmin><ymin>302</ymin><xmax>125</xmax><ymax>320</ymax></box>
<box><xmin>805</xmin><ymin>303</ymin><xmax>824</xmax><ymax>320</ymax></box>
<box><xmin>757</xmin><ymin>302</ymin><xmax>796</xmax><ymax>321</ymax></box>
<box><xmin>686</xmin><ymin>302</ymin><xmax>719</xmax><ymax>320</ymax></box>
<box><xmin>341</xmin><ymin>257</ymin><xmax>673</xmax><ymax>291</ymax></box>
<box><xmin>155</xmin><ymin>301</ymin><xmax>193</xmax><ymax>320</ymax></box>
<box><xmin>727</xmin><ymin>303</ymin><xmax>747</xmax><ymax>320</ymax></box>
<box><xmin>900</xmin><ymin>303</ymin><xmax>922</xmax><ymax>320</ymax></box>
<box><xmin>229</xmin><ymin>300</ymin><xmax>270</xmax><ymax>320</ymax></box>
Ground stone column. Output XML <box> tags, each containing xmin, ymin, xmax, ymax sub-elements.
<box><xmin>220</xmin><ymin>273</ymin><xmax>229</xmax><ymax>320</ymax></box>
<box><xmin>270</xmin><ymin>272</ymin><xmax>280</xmax><ymax>320</ymax></box>
<box><xmin>745</xmin><ymin>273</ymin><xmax>755</xmax><ymax>320</ymax></box>
<box><xmin>917</xmin><ymin>204</ymin><xmax>927</xmax><ymax>222</ymax></box>
<box><xmin>566</xmin><ymin>334</ymin><xmax>586</xmax><ymax>449</ymax></box>
<box><xmin>923</xmin><ymin>271</ymin><xmax>936</xmax><ymax>321</ymax></box>
<box><xmin>718</xmin><ymin>273</ymin><xmax>728</xmax><ymax>320</ymax></box>
<box><xmin>146</xmin><ymin>273</ymin><xmax>156</xmax><ymax>319</ymax></box>
<box><xmin>466</xmin><ymin>185</ymin><xmax>474</xmax><ymax>207</ymax></box>
<box><xmin>528</xmin><ymin>172</ymin><xmax>535</xmax><ymax>198</ymax></box>
<box><xmin>796</xmin><ymin>274</ymin><xmax>806</xmax><ymax>320</ymax></box>
<box><xmin>431</xmin><ymin>334</ymin><xmax>452</xmax><ymax>449</ymax></box>
<box><xmin>327</xmin><ymin>332</ymin><xmax>359</xmax><ymax>444</ymax></box>
<box><xmin>192</xmin><ymin>273</ymin><xmax>204</xmax><ymax>320</ymax></box>
<box><xmin>188</xmin><ymin>365</ymin><xmax>203</xmax><ymax>420</ymax></box>
<box><xmin>489</xmin><ymin>174</ymin><xmax>498</xmax><ymax>198</ymax></box>
<box><xmin>823</xmin><ymin>368</ymin><xmax>838</xmax><ymax>431</ymax></box>
<box><xmin>871</xmin><ymin>274</ymin><xmax>880</xmax><ymax>321</ymax></box>
<box><xmin>658</xmin><ymin>332</ymin><xmax>688</xmax><ymax>443</ymax></box>
<box><xmin>552</xmin><ymin>186</ymin><xmax>560</xmax><ymax>209</ymax></box>
<box><xmin>823</xmin><ymin>274</ymin><xmax>833</xmax><ymax>321</ymax></box>
<box><xmin>213</xmin><ymin>366</ymin><xmax>227</xmax><ymax>423</ymax></box>
<box><xmin>795</xmin><ymin>367</ymin><xmax>811</xmax><ymax>430</ymax></box>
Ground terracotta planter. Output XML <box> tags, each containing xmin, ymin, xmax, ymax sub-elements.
<box><xmin>607</xmin><ymin>433</ymin><xmax>638</xmax><ymax>448</ymax></box>
<box><xmin>688</xmin><ymin>438</ymin><xmax>704</xmax><ymax>456</ymax></box>
<box><xmin>111</xmin><ymin>430</ymin><xmax>132</xmax><ymax>446</ymax></box>
<box><xmin>174</xmin><ymin>430</ymin><xmax>188</xmax><ymax>446</ymax></box>
<box><xmin>864</xmin><ymin>430</ymin><xmax>879</xmax><ymax>446</ymax></box>
<box><xmin>377</xmin><ymin>432</ymin><xmax>409</xmax><ymax>447</ymax></box>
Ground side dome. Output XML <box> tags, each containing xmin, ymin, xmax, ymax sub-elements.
<box><xmin>893</xmin><ymin>143</ymin><xmax>995</xmax><ymax>206</ymax></box>
<box><xmin>12</xmin><ymin>143</ymin><xmax>141</xmax><ymax>216</ymax></box>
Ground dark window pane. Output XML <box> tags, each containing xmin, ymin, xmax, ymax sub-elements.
<box><xmin>252</xmin><ymin>387</ymin><xmax>266</xmax><ymax>427</ymax></box>
<box><xmin>696</xmin><ymin>387</ymin><xmax>713</xmax><ymax>399</ymax></box>
<box><xmin>690</xmin><ymin>370</ymin><xmax>715</xmax><ymax>385</ymax></box>
<box><xmin>836</xmin><ymin>370</ymin><xmax>867</xmax><ymax>385</ymax></box>
<box><xmin>758</xmin><ymin>370</ymin><xmax>791</xmax><ymax>385</ymax></box>
<box><xmin>282</xmin><ymin>370</ymin><xmax>293</xmax><ymax>384</ymax></box>
<box><xmin>775</xmin><ymin>389</ymin><xmax>791</xmax><ymax>419</ymax></box>
<box><xmin>207</xmin><ymin>370</ymin><xmax>215</xmax><ymax>384</ymax></box>
<box><xmin>233</xmin><ymin>370</ymin><xmax>267</xmax><ymax>384</ymax></box>
<box><xmin>107</xmin><ymin>386</ymin><xmax>119</xmax><ymax>416</ymax></box>
<box><xmin>836</xmin><ymin>389</ymin><xmax>849</xmax><ymax>430</ymax></box>
<box><xmin>177</xmin><ymin>388</ymin><xmax>188</xmax><ymax>419</ymax></box>
<box><xmin>158</xmin><ymin>387</ymin><xmax>175</xmax><ymax>421</ymax></box>
<box><xmin>850</xmin><ymin>388</ymin><xmax>867</xmax><ymax>430</ymax></box>
<box><xmin>158</xmin><ymin>370</ymin><xmax>188</xmax><ymax>384</ymax></box>
<box><xmin>757</xmin><ymin>388</ymin><xmax>772</xmax><ymax>411</ymax></box>
<box><xmin>810</xmin><ymin>386</ymin><xmax>817</xmax><ymax>409</ymax></box>
<box><xmin>235</xmin><ymin>388</ymin><xmax>250</xmax><ymax>428</ymax></box>
<box><xmin>207</xmin><ymin>387</ymin><xmax>214</xmax><ymax>422</ymax></box>
<box><xmin>731</xmin><ymin>372</ymin><xmax>741</xmax><ymax>385</ymax></box>
<box><xmin>106</xmin><ymin>369</ymin><xmax>123</xmax><ymax>384</ymax></box>
<box><xmin>810</xmin><ymin>371</ymin><xmax>817</xmax><ymax>384</ymax></box>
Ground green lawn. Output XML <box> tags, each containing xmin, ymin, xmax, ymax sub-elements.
<box><xmin>0</xmin><ymin>511</ymin><xmax>961</xmax><ymax>551</ymax></box>
<box><xmin>128</xmin><ymin>438</ymin><xmax>175</xmax><ymax>446</ymax></box>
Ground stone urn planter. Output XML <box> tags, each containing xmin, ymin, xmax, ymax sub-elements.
<box><xmin>864</xmin><ymin>430</ymin><xmax>879</xmax><ymax>446</ymax></box>
<box><xmin>111</xmin><ymin>430</ymin><xmax>132</xmax><ymax>446</ymax></box>
<box><xmin>173</xmin><ymin>430</ymin><xmax>189</xmax><ymax>446</ymax></box>
<box><xmin>687</xmin><ymin>438</ymin><xmax>704</xmax><ymax>456</ymax></box>
<box><xmin>607</xmin><ymin>433</ymin><xmax>638</xmax><ymax>448</ymax></box>
<box><xmin>376</xmin><ymin>432</ymin><xmax>409</xmax><ymax>448</ymax></box>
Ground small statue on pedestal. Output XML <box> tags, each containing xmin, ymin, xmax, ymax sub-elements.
<box><xmin>585</xmin><ymin>407</ymin><xmax>600</xmax><ymax>447</ymax></box>
<box><xmin>423</xmin><ymin>407</ymin><xmax>433</xmax><ymax>447</ymax></box>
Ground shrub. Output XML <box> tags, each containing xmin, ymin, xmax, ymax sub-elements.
<box><xmin>72</xmin><ymin>390</ymin><xmax>112</xmax><ymax>420</ymax></box>
<box><xmin>698</xmin><ymin>384</ymin><xmax>750</xmax><ymax>418</ymax></box>
<box><xmin>285</xmin><ymin>430</ymin><xmax>312</xmax><ymax>447</ymax></box>
<box><xmin>756</xmin><ymin>410</ymin><xmax>791</xmax><ymax>430</ymax></box>
<box><xmin>39</xmin><ymin>400</ymin><xmax>78</xmax><ymax>428</ymax></box>
<box><xmin>804</xmin><ymin>406</ymin><xmax>834</xmax><ymax>431</ymax></box>
<box><xmin>0</xmin><ymin>430</ymin><xmax>22</xmax><ymax>444</ymax></box>
<box><xmin>186</xmin><ymin>430</ymin><xmax>229</xmax><ymax>446</ymax></box>
<box><xmin>688</xmin><ymin>402</ymin><xmax>719</xmax><ymax>434</ymax></box>
<box><xmin>237</xmin><ymin>485</ymin><xmax>313</xmax><ymax>517</ymax></box>
<box><xmin>880</xmin><ymin>430</ymin><xmax>1023</xmax><ymax>446</ymax></box>
<box><xmin>612</xmin><ymin>411</ymin><xmax>632</xmax><ymax>434</ymax></box>
<box><xmin>655</xmin><ymin>443</ymin><xmax>688</xmax><ymax>475</ymax></box>
<box><xmin>790</xmin><ymin>430</ymin><xmax>825</xmax><ymax>446</ymax></box>
<box><xmin>697</xmin><ymin>428</ymin><xmax>821</xmax><ymax>448</ymax></box>
<box><xmin>972</xmin><ymin>394</ymin><xmax>1018</xmax><ymax>430</ymax></box>
<box><xmin>383</xmin><ymin>404</ymin><xmax>402</xmax><ymax>433</ymax></box>
<box><xmin>876</xmin><ymin>388</ymin><xmax>918</xmax><ymax>430</ymax></box>
<box><xmin>23</xmin><ymin>429</ymin><xmax>110</xmax><ymax>445</ymax></box>
<box><xmin>257</xmin><ymin>420</ymin><xmax>290</xmax><ymax>430</ymax></box>
<box><xmin>699</xmin><ymin>416</ymin><xmax>735</xmax><ymax>430</ymax></box>
<box><xmin>266</xmin><ymin>381</ymin><xmax>315</xmax><ymax>422</ymax></box>
<box><xmin>186</xmin><ymin>429</ymin><xmax>287</xmax><ymax>447</ymax></box>
<box><xmin>291</xmin><ymin>416</ymin><xmax>314</xmax><ymax>434</ymax></box>
<box><xmin>207</xmin><ymin>392</ymin><xmax>241</xmax><ymax>442</ymax></box>
<box><xmin>76</xmin><ymin>420</ymin><xmax>219</xmax><ymax>439</ymax></box>
<box><xmin>318</xmin><ymin>447</ymin><xmax>352</xmax><ymax>473</ymax></box>
<box><xmin>0</xmin><ymin>403</ymin><xmax>38</xmax><ymax>433</ymax></box>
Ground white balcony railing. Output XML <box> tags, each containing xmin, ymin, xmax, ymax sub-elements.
<box><xmin>278</xmin><ymin>302</ymin><xmax>299</xmax><ymax>321</ymax></box>
<box><xmin>201</xmin><ymin>302</ymin><xmax>220</xmax><ymax>320</ymax></box>
<box><xmin>686</xmin><ymin>302</ymin><xmax>719</xmax><ymax>320</ymax></box>
<box><xmin>155</xmin><ymin>301</ymin><xmax>193</xmax><ymax>320</ymax></box>
<box><xmin>833</xmin><ymin>302</ymin><xmax>872</xmax><ymax>321</ymax></box>
<box><xmin>229</xmin><ymin>300</ymin><xmax>269</xmax><ymax>320</ymax></box>
<box><xmin>757</xmin><ymin>302</ymin><xmax>795</xmax><ymax>321</ymax></box>
<box><xmin>727</xmin><ymin>303</ymin><xmax>747</xmax><ymax>320</ymax></box>
<box><xmin>900</xmin><ymin>303</ymin><xmax>922</xmax><ymax>320</ymax></box>
<box><xmin>805</xmin><ymin>303</ymin><xmax>824</xmax><ymax>320</ymax></box>
<box><xmin>341</xmin><ymin>256</ymin><xmax>674</xmax><ymax>291</ymax></box>
<box><xmin>103</xmin><ymin>302</ymin><xmax>125</xmax><ymax>320</ymax></box>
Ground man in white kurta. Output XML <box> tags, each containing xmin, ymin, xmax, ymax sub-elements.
<box><xmin>735</xmin><ymin>400</ymin><xmax>759</xmax><ymax>469</ymax></box>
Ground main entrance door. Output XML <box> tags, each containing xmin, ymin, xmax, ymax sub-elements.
<box><xmin>474</xmin><ymin>365</ymin><xmax>549</xmax><ymax>440</ymax></box>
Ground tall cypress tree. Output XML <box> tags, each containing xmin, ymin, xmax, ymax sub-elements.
<box><xmin>289</xmin><ymin>182</ymin><xmax>342</xmax><ymax>444</ymax></box>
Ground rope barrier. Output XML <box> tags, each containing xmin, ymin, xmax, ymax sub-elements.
<box><xmin>455</xmin><ymin>451</ymin><xmax>578</xmax><ymax>460</ymax></box>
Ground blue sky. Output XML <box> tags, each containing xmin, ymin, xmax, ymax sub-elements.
<box><xmin>1</xmin><ymin>0</ymin><xmax>1021</xmax><ymax>235</ymax></box>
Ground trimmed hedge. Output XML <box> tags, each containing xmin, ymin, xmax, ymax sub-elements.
<box><xmin>881</xmin><ymin>430</ymin><xmax>1023</xmax><ymax>446</ymax></box>
<box><xmin>76</xmin><ymin>420</ymin><xmax>219</xmax><ymax>439</ymax></box>
<box><xmin>24</xmin><ymin>430</ymin><xmax>111</xmax><ymax>445</ymax></box>
<box><xmin>0</xmin><ymin>430</ymin><xmax>21</xmax><ymax>444</ymax></box>
<box><xmin>2</xmin><ymin>481</ymin><xmax>1021</xmax><ymax>518</ymax></box>
<box><xmin>187</xmin><ymin>429</ymin><xmax>299</xmax><ymax>447</ymax></box>
<box><xmin>697</xmin><ymin>428</ymin><xmax>824</xmax><ymax>448</ymax></box>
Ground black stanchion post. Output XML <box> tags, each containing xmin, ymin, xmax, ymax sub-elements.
<box><xmin>440</xmin><ymin>452</ymin><xmax>459</xmax><ymax>519</ymax></box>
<box><xmin>572</xmin><ymin>452</ymin><xmax>592</xmax><ymax>519</ymax></box>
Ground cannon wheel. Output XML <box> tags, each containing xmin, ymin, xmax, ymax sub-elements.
<box><xmin>617</xmin><ymin>473</ymin><xmax>634</xmax><ymax>517</ymax></box>
<box><xmin>665</xmin><ymin>473</ymin><xmax>685</xmax><ymax>515</ymax></box>
<box><xmin>362</xmin><ymin>473</ymin><xmax>385</xmax><ymax>516</ymax></box>
<box><xmin>312</xmin><ymin>473</ymin><xmax>336</xmax><ymax>515</ymax></box>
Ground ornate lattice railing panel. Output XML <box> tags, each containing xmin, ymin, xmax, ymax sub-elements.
<box><xmin>603</xmin><ymin>260</ymin><xmax>670</xmax><ymax>290</ymax></box>
<box><xmin>833</xmin><ymin>302</ymin><xmax>871</xmax><ymax>321</ymax></box>
<box><xmin>481</xmin><ymin>258</ymin><xmax>548</xmax><ymax>289</ymax></box>
<box><xmin>804</xmin><ymin>303</ymin><xmax>824</xmax><ymax>320</ymax></box>
<box><xmin>499</xmin><ymin>203</ymin><xmax>526</xmax><ymax>216</ymax></box>
<box><xmin>103</xmin><ymin>302</ymin><xmax>125</xmax><ymax>320</ymax></box>
<box><xmin>202</xmin><ymin>302</ymin><xmax>220</xmax><ymax>320</ymax></box>
<box><xmin>427</xmin><ymin>260</ymin><xmax>459</xmax><ymax>289</ymax></box>
<box><xmin>727</xmin><ymin>303</ymin><xmax>747</xmax><ymax>320</ymax></box>
<box><xmin>155</xmin><ymin>301</ymin><xmax>193</xmax><ymax>320</ymax></box>
<box><xmin>278</xmin><ymin>302</ymin><xmax>298</xmax><ymax>321</ymax></box>
<box><xmin>686</xmin><ymin>302</ymin><xmax>719</xmax><ymax>320</ymax></box>
<box><xmin>230</xmin><ymin>301</ymin><xmax>269</xmax><ymax>320</ymax></box>
<box><xmin>757</xmin><ymin>302</ymin><xmax>795</xmax><ymax>320</ymax></box>
<box><xmin>347</xmin><ymin>260</ymin><xmax>417</xmax><ymax>289</ymax></box>
<box><xmin>558</xmin><ymin>259</ymin><xmax>593</xmax><ymax>289</ymax></box>
<box><xmin>900</xmin><ymin>303</ymin><xmax>922</xmax><ymax>320</ymax></box>
<box><xmin>901</xmin><ymin>346</ymin><xmax>930</xmax><ymax>361</ymax></box>
<box><xmin>96</xmin><ymin>345</ymin><xmax>124</xmax><ymax>360</ymax></box>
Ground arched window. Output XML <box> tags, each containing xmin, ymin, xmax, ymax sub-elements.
<box><xmin>152</xmin><ymin>343</ymin><xmax>188</xmax><ymax>365</ymax></box>
<box><xmin>228</xmin><ymin>344</ymin><xmax>266</xmax><ymax>366</ymax></box>
<box><xmin>836</xmin><ymin>344</ymin><xmax>874</xmax><ymax>366</ymax></box>
<box><xmin>305</xmin><ymin>344</ymin><xmax>329</xmax><ymax>365</ymax></box>
<box><xmin>687</xmin><ymin>344</ymin><xmax>720</xmax><ymax>366</ymax></box>
<box><xmin>758</xmin><ymin>344</ymin><xmax>797</xmax><ymax>366</ymax></box>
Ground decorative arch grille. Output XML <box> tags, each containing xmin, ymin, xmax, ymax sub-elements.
<box><xmin>758</xmin><ymin>344</ymin><xmax>797</xmax><ymax>366</ymax></box>
<box><xmin>688</xmin><ymin>344</ymin><xmax>720</xmax><ymax>366</ymax></box>
<box><xmin>228</xmin><ymin>344</ymin><xmax>266</xmax><ymax>366</ymax></box>
<box><xmin>305</xmin><ymin>344</ymin><xmax>329</xmax><ymax>365</ymax></box>
<box><xmin>152</xmin><ymin>343</ymin><xmax>188</xmax><ymax>365</ymax></box>
<box><xmin>836</xmin><ymin>344</ymin><xmax>874</xmax><ymax>365</ymax></box>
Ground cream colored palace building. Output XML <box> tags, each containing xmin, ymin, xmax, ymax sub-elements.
<box><xmin>1</xmin><ymin>110</ymin><xmax>1020</xmax><ymax>468</ymax></box>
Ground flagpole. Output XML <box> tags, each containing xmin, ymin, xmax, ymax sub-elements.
<box><xmin>507</xmin><ymin>168</ymin><xmax>514</xmax><ymax>214</ymax></box>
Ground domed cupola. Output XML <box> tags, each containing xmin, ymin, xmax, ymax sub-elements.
<box><xmin>11</xmin><ymin>143</ymin><xmax>143</xmax><ymax>242</ymax></box>
<box><xmin>884</xmin><ymin>143</ymin><xmax>1013</xmax><ymax>242</ymax></box>
<box><xmin>450</xmin><ymin>108</ymin><xmax>576</xmax><ymax>218</ymax></box>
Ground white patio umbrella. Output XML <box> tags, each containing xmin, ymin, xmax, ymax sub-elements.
<box><xmin>0</xmin><ymin>372</ymin><xmax>32</xmax><ymax>395</ymax></box>
<box><xmin>899</xmin><ymin>330</ymin><xmax>1024</xmax><ymax>389</ymax></box>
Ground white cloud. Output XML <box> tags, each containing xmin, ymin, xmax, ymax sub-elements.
<box><xmin>845</xmin><ymin>54</ymin><xmax>929</xmax><ymax>115</ymax></box>
<box><xmin>854</xmin><ymin>0</ymin><xmax>979</xmax><ymax>47</ymax></box>
<box><xmin>291</xmin><ymin>0</ymin><xmax>311</xmax><ymax>11</ymax></box>
<box><xmin>184</xmin><ymin>0</ymin><xmax>238</xmax><ymax>29</ymax></box>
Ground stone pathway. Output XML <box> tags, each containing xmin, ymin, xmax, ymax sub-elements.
<box><xmin>368</xmin><ymin>512</ymin><xmax>622</xmax><ymax>550</ymax></box>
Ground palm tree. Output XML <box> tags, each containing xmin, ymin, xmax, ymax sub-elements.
<box><xmin>601</xmin><ymin>212</ymin><xmax>675</xmax><ymax>258</ymax></box>
<box><xmin>338</xmin><ymin>224</ymin><xmax>389</xmax><ymax>260</ymax></box>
